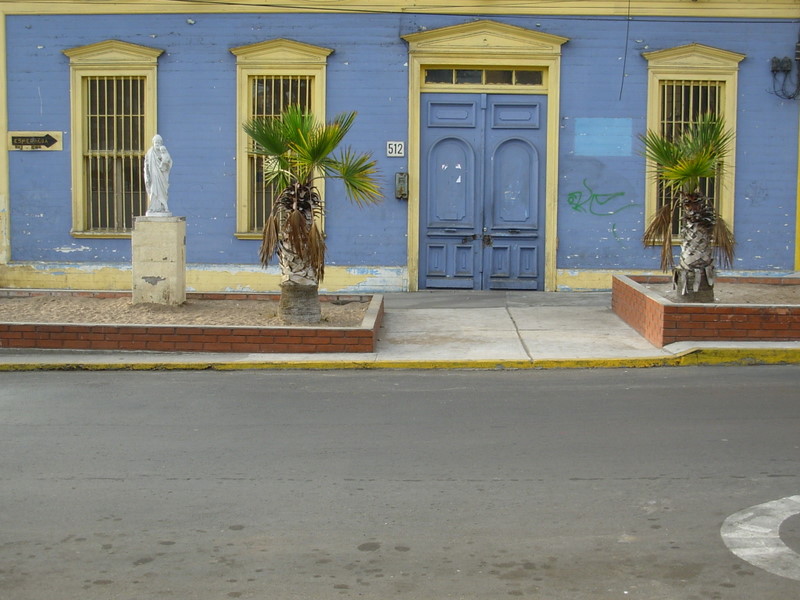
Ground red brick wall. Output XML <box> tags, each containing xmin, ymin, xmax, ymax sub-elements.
<box><xmin>612</xmin><ymin>276</ymin><xmax>800</xmax><ymax>347</ymax></box>
<box><xmin>611</xmin><ymin>276</ymin><xmax>667</xmax><ymax>346</ymax></box>
<box><xmin>0</xmin><ymin>292</ymin><xmax>383</xmax><ymax>353</ymax></box>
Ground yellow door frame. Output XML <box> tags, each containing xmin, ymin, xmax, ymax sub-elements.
<box><xmin>0</xmin><ymin>12</ymin><xmax>9</xmax><ymax>264</ymax></box>
<box><xmin>403</xmin><ymin>20</ymin><xmax>568</xmax><ymax>291</ymax></box>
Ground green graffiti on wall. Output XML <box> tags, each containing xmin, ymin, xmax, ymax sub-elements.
<box><xmin>567</xmin><ymin>179</ymin><xmax>637</xmax><ymax>216</ymax></box>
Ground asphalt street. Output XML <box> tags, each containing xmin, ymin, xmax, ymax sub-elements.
<box><xmin>1</xmin><ymin>366</ymin><xmax>799</xmax><ymax>599</ymax></box>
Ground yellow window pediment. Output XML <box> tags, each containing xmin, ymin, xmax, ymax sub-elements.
<box><xmin>643</xmin><ymin>43</ymin><xmax>745</xmax><ymax>72</ymax></box>
<box><xmin>63</xmin><ymin>39</ymin><xmax>163</xmax><ymax>65</ymax></box>
<box><xmin>403</xmin><ymin>20</ymin><xmax>568</xmax><ymax>57</ymax></box>
<box><xmin>230</xmin><ymin>39</ymin><xmax>333</xmax><ymax>65</ymax></box>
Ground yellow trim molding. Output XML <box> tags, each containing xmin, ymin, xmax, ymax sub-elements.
<box><xmin>0</xmin><ymin>13</ymin><xmax>8</xmax><ymax>265</ymax></box>
<box><xmin>404</xmin><ymin>20</ymin><xmax>568</xmax><ymax>291</ymax></box>
<box><xmin>1</xmin><ymin>1</ymin><xmax>798</xmax><ymax>18</ymax></box>
<box><xmin>795</xmin><ymin>94</ymin><xmax>800</xmax><ymax>271</ymax></box>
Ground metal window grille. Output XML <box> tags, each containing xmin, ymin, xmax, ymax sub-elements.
<box><xmin>83</xmin><ymin>76</ymin><xmax>146</xmax><ymax>232</ymax></box>
<box><xmin>247</xmin><ymin>75</ymin><xmax>313</xmax><ymax>233</ymax></box>
<box><xmin>658</xmin><ymin>79</ymin><xmax>723</xmax><ymax>235</ymax></box>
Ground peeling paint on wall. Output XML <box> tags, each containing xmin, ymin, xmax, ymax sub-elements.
<box><xmin>53</xmin><ymin>245</ymin><xmax>92</xmax><ymax>253</ymax></box>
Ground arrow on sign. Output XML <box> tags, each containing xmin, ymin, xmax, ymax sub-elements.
<box><xmin>11</xmin><ymin>134</ymin><xmax>58</xmax><ymax>148</ymax></box>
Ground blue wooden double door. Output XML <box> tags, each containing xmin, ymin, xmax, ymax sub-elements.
<box><xmin>420</xmin><ymin>93</ymin><xmax>546</xmax><ymax>290</ymax></box>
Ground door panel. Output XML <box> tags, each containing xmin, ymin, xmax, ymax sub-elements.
<box><xmin>490</xmin><ymin>101</ymin><xmax>541</xmax><ymax>128</ymax></box>
<box><xmin>489</xmin><ymin>138</ymin><xmax>538</xmax><ymax>229</ymax></box>
<box><xmin>426</xmin><ymin>137</ymin><xmax>475</xmax><ymax>228</ymax></box>
<box><xmin>420</xmin><ymin>93</ymin><xmax>546</xmax><ymax>290</ymax></box>
<box><xmin>421</xmin><ymin>96</ymin><xmax>481</xmax><ymax>288</ymax></box>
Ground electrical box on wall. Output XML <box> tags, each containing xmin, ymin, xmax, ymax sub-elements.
<box><xmin>395</xmin><ymin>172</ymin><xmax>408</xmax><ymax>200</ymax></box>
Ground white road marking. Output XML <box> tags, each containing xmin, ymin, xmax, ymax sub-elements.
<box><xmin>720</xmin><ymin>494</ymin><xmax>800</xmax><ymax>581</ymax></box>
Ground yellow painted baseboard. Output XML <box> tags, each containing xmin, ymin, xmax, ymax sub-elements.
<box><xmin>0</xmin><ymin>263</ymin><xmax>408</xmax><ymax>293</ymax></box>
<box><xmin>555</xmin><ymin>269</ymin><xmax>666</xmax><ymax>291</ymax></box>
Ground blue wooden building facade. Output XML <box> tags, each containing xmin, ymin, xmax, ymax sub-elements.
<box><xmin>1</xmin><ymin>1</ymin><xmax>798</xmax><ymax>292</ymax></box>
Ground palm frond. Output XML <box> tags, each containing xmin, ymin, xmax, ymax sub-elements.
<box><xmin>303</xmin><ymin>113</ymin><xmax>353</xmax><ymax>162</ymax></box>
<box><xmin>284</xmin><ymin>208</ymin><xmax>309</xmax><ymax>260</ymax></box>
<box><xmin>685</xmin><ymin>113</ymin><xmax>734</xmax><ymax>160</ymax></box>
<box><xmin>259</xmin><ymin>213</ymin><xmax>280</xmax><ymax>267</ymax></box>
<box><xmin>307</xmin><ymin>221</ymin><xmax>326</xmax><ymax>281</ymax></box>
<box><xmin>661</xmin><ymin>151</ymin><xmax>717</xmax><ymax>193</ymax></box>
<box><xmin>712</xmin><ymin>216</ymin><xmax>736</xmax><ymax>269</ymax></box>
<box><xmin>641</xmin><ymin>130</ymin><xmax>680</xmax><ymax>174</ymax></box>
<box><xmin>261</xmin><ymin>156</ymin><xmax>295</xmax><ymax>193</ymax></box>
<box><xmin>640</xmin><ymin>113</ymin><xmax>733</xmax><ymax>195</ymax></box>
<box><xmin>326</xmin><ymin>147</ymin><xmax>382</xmax><ymax>206</ymax></box>
<box><xmin>643</xmin><ymin>203</ymin><xmax>679</xmax><ymax>270</ymax></box>
<box><xmin>243</xmin><ymin>116</ymin><xmax>290</xmax><ymax>157</ymax></box>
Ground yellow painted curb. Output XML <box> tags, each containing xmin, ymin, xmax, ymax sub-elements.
<box><xmin>0</xmin><ymin>348</ymin><xmax>798</xmax><ymax>371</ymax></box>
<box><xmin>674</xmin><ymin>347</ymin><xmax>800</xmax><ymax>367</ymax></box>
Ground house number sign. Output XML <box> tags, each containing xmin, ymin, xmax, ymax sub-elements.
<box><xmin>386</xmin><ymin>141</ymin><xmax>405</xmax><ymax>157</ymax></box>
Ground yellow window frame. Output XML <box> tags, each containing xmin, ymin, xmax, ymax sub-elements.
<box><xmin>230</xmin><ymin>39</ymin><xmax>332</xmax><ymax>238</ymax></box>
<box><xmin>64</xmin><ymin>40</ymin><xmax>162</xmax><ymax>238</ymax></box>
<box><xmin>421</xmin><ymin>66</ymin><xmax>547</xmax><ymax>92</ymax></box>
<box><xmin>643</xmin><ymin>44</ymin><xmax>745</xmax><ymax>240</ymax></box>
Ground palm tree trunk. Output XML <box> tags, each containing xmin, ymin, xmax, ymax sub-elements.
<box><xmin>278</xmin><ymin>280</ymin><xmax>321</xmax><ymax>324</ymax></box>
<box><xmin>674</xmin><ymin>199</ymin><xmax>716</xmax><ymax>303</ymax></box>
<box><xmin>673</xmin><ymin>267</ymin><xmax>715</xmax><ymax>303</ymax></box>
<box><xmin>277</xmin><ymin>240</ymin><xmax>321</xmax><ymax>324</ymax></box>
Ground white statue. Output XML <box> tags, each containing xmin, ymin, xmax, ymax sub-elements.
<box><xmin>144</xmin><ymin>134</ymin><xmax>173</xmax><ymax>216</ymax></box>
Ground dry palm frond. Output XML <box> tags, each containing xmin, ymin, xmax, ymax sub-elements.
<box><xmin>642</xmin><ymin>202</ymin><xmax>678</xmax><ymax>270</ymax></box>
<box><xmin>284</xmin><ymin>208</ymin><xmax>310</xmax><ymax>260</ymax></box>
<box><xmin>259</xmin><ymin>213</ymin><xmax>280</xmax><ymax>268</ymax></box>
<box><xmin>712</xmin><ymin>217</ymin><xmax>736</xmax><ymax>269</ymax></box>
<box><xmin>307</xmin><ymin>221</ymin><xmax>326</xmax><ymax>281</ymax></box>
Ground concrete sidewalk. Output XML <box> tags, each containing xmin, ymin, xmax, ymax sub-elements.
<box><xmin>1</xmin><ymin>291</ymin><xmax>799</xmax><ymax>370</ymax></box>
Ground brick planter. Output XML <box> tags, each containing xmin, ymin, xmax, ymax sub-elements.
<box><xmin>0</xmin><ymin>291</ymin><xmax>383</xmax><ymax>353</ymax></box>
<box><xmin>612</xmin><ymin>275</ymin><xmax>800</xmax><ymax>347</ymax></box>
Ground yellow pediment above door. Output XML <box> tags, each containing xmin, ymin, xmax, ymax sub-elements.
<box><xmin>403</xmin><ymin>20</ymin><xmax>568</xmax><ymax>57</ymax></box>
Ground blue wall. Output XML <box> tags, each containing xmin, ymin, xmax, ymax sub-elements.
<box><xmin>6</xmin><ymin>13</ymin><xmax>799</xmax><ymax>273</ymax></box>
<box><xmin>555</xmin><ymin>17</ymin><xmax>800</xmax><ymax>272</ymax></box>
<box><xmin>7</xmin><ymin>13</ymin><xmax>410</xmax><ymax>266</ymax></box>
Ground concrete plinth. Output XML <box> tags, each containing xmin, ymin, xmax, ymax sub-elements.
<box><xmin>132</xmin><ymin>216</ymin><xmax>186</xmax><ymax>305</ymax></box>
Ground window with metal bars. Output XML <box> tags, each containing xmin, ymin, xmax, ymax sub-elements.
<box><xmin>246</xmin><ymin>75</ymin><xmax>313</xmax><ymax>233</ymax></box>
<box><xmin>83</xmin><ymin>76</ymin><xmax>147</xmax><ymax>232</ymax></box>
<box><xmin>658</xmin><ymin>79</ymin><xmax>723</xmax><ymax>236</ymax></box>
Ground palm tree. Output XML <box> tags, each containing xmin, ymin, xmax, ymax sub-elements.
<box><xmin>243</xmin><ymin>106</ymin><xmax>381</xmax><ymax>323</ymax></box>
<box><xmin>640</xmin><ymin>113</ymin><xmax>736</xmax><ymax>302</ymax></box>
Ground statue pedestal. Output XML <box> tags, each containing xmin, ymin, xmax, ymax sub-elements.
<box><xmin>131</xmin><ymin>216</ymin><xmax>186</xmax><ymax>305</ymax></box>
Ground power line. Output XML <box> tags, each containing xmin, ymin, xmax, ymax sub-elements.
<box><xmin>619</xmin><ymin>0</ymin><xmax>632</xmax><ymax>101</ymax></box>
<box><xmin>3</xmin><ymin>0</ymin><xmax>798</xmax><ymax>22</ymax></box>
